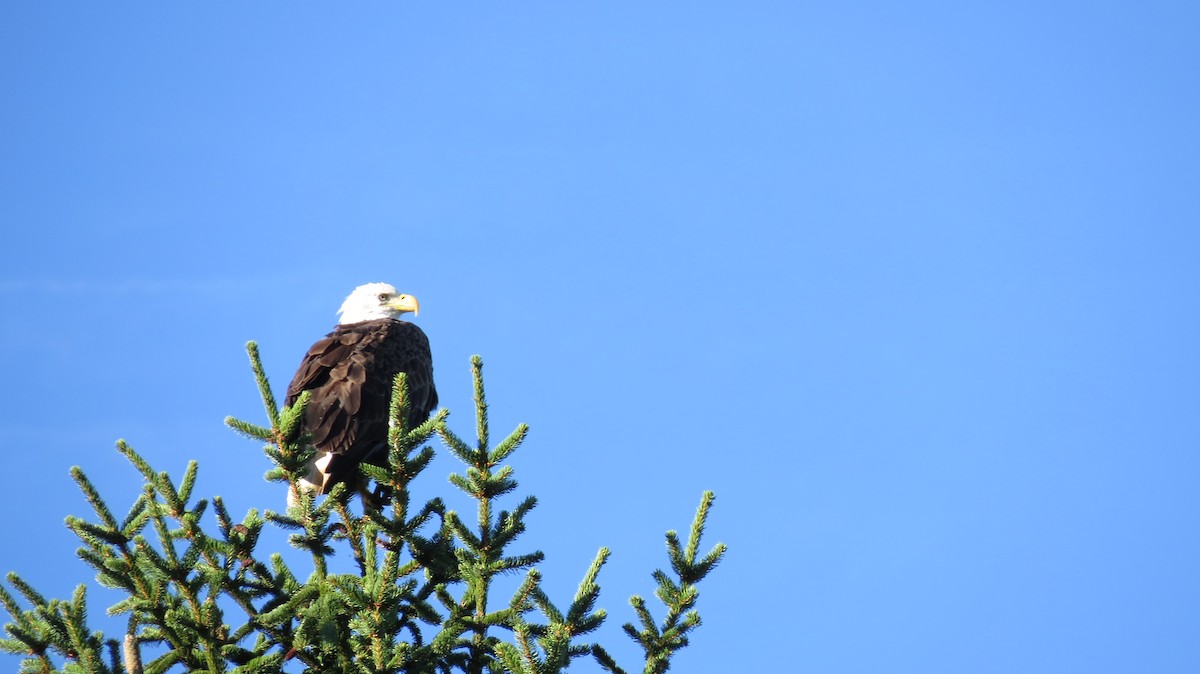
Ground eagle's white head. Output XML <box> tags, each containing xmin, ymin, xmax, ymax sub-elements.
<box><xmin>337</xmin><ymin>282</ymin><xmax>420</xmax><ymax>325</ymax></box>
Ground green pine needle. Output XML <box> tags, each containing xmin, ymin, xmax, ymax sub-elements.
<box><xmin>69</xmin><ymin>467</ymin><xmax>119</xmax><ymax>532</ymax></box>
<box><xmin>244</xmin><ymin>341</ymin><xmax>280</xmax><ymax>429</ymax></box>
<box><xmin>224</xmin><ymin>417</ymin><xmax>273</xmax><ymax>442</ymax></box>
<box><xmin>470</xmin><ymin>355</ymin><xmax>489</xmax><ymax>451</ymax></box>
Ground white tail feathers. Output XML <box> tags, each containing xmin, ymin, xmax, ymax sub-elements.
<box><xmin>287</xmin><ymin>450</ymin><xmax>335</xmax><ymax>509</ymax></box>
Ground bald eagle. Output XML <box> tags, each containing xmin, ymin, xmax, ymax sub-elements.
<box><xmin>284</xmin><ymin>283</ymin><xmax>437</xmax><ymax>506</ymax></box>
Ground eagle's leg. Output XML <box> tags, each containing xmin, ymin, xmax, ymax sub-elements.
<box><xmin>359</xmin><ymin>482</ymin><xmax>393</xmax><ymax>510</ymax></box>
<box><xmin>357</xmin><ymin>478</ymin><xmax>392</xmax><ymax>511</ymax></box>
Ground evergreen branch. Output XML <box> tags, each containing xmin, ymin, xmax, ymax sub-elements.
<box><xmin>437</xmin><ymin>425</ymin><xmax>476</xmax><ymax>465</ymax></box>
<box><xmin>4</xmin><ymin>574</ymin><xmax>47</xmax><ymax>609</ymax></box>
<box><xmin>177</xmin><ymin>461</ymin><xmax>199</xmax><ymax>507</ymax></box>
<box><xmin>255</xmin><ymin>581</ymin><xmax>317</xmax><ymax>628</ymax></box>
<box><xmin>223</xmin><ymin>417</ymin><xmax>274</xmax><ymax>442</ymax></box>
<box><xmin>244</xmin><ymin>341</ymin><xmax>280</xmax><ymax>430</ymax></box>
<box><xmin>78</xmin><ymin>546</ymin><xmax>143</xmax><ymax>599</ymax></box>
<box><xmin>445</xmin><ymin>510</ymin><xmax>483</xmax><ymax>553</ymax></box>
<box><xmin>145</xmin><ymin>500</ymin><xmax>181</xmax><ymax>570</ymax></box>
<box><xmin>406</xmin><ymin>443</ymin><xmax>439</xmax><ymax>481</ymax></box>
<box><xmin>507</xmin><ymin>570</ymin><xmax>541</xmax><ymax>616</ymax></box>
<box><xmin>117</xmin><ymin>441</ymin><xmax>157</xmax><ymax>484</ymax></box>
<box><xmin>277</xmin><ymin>390</ymin><xmax>310</xmax><ymax>441</ymax></box>
<box><xmin>610</xmin><ymin>491</ymin><xmax>726</xmax><ymax>674</ymax></box>
<box><xmin>70</xmin><ymin>466</ymin><xmax>119</xmax><ymax>532</ymax></box>
<box><xmin>0</xmin><ymin>582</ymin><xmax>26</xmax><ymax>626</ymax></box>
<box><xmin>447</xmin><ymin>473</ymin><xmax>479</xmax><ymax>500</ymax></box>
<box><xmin>0</xmin><ymin>580</ymin><xmax>53</xmax><ymax>662</ymax></box>
<box><xmin>121</xmin><ymin>494</ymin><xmax>152</xmax><ymax>540</ymax></box>
<box><xmin>66</xmin><ymin>517</ymin><xmax>128</xmax><ymax>547</ymax></box>
<box><xmin>508</xmin><ymin>495</ymin><xmax>538</xmax><ymax>525</ymax></box>
<box><xmin>470</xmin><ymin>355</ymin><xmax>489</xmax><ymax>452</ymax></box>
<box><xmin>566</xmin><ymin>547</ymin><xmax>610</xmax><ymax>629</ymax></box>
<box><xmin>62</xmin><ymin>584</ymin><xmax>105</xmax><ymax>674</ymax></box>
<box><xmin>683</xmin><ymin>491</ymin><xmax>719</xmax><ymax>575</ymax></box>
<box><xmin>389</xmin><ymin>372</ymin><xmax>413</xmax><ymax>444</ymax></box>
<box><xmin>493</xmin><ymin>639</ymin><xmax>528</xmax><ymax>674</ymax></box>
<box><xmin>357</xmin><ymin>463</ymin><xmax>393</xmax><ymax>488</ymax></box>
<box><xmin>152</xmin><ymin>469</ymin><xmax>186</xmax><ymax>519</ymax></box>
<box><xmin>212</xmin><ymin>497</ymin><xmax>234</xmax><ymax>540</ymax></box>
<box><xmin>627</xmin><ymin>595</ymin><xmax>657</xmax><ymax>641</ymax></box>
<box><xmin>691</xmin><ymin>544</ymin><xmax>728</xmax><ymax>584</ymax></box>
<box><xmin>488</xmin><ymin>424</ymin><xmax>528</xmax><ymax>466</ymax></box>
<box><xmin>142</xmin><ymin>647</ymin><xmax>182</xmax><ymax>674</ymax></box>
<box><xmin>331</xmin><ymin>497</ymin><xmax>368</xmax><ymax>574</ymax></box>
<box><xmin>490</xmin><ymin>553</ymin><xmax>545</xmax><ymax>574</ymax></box>
<box><xmin>528</xmin><ymin>584</ymin><xmax>563</xmax><ymax>626</ymax></box>
<box><xmin>410</xmin><ymin>408</ymin><xmax>449</xmax><ymax>444</ymax></box>
<box><xmin>590</xmin><ymin>644</ymin><xmax>629</xmax><ymax>674</ymax></box>
<box><xmin>132</xmin><ymin>535</ymin><xmax>172</xmax><ymax>581</ymax></box>
<box><xmin>664</xmin><ymin>531</ymin><xmax>684</xmax><ymax>578</ymax></box>
<box><xmin>488</xmin><ymin>466</ymin><xmax>519</xmax><ymax>498</ymax></box>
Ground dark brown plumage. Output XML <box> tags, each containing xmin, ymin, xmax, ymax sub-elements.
<box><xmin>285</xmin><ymin>318</ymin><xmax>437</xmax><ymax>495</ymax></box>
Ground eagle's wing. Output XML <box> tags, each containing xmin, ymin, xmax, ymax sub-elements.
<box><xmin>285</xmin><ymin>319</ymin><xmax>437</xmax><ymax>491</ymax></box>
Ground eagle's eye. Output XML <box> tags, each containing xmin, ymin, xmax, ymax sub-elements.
<box><xmin>377</xmin><ymin>293</ymin><xmax>391</xmax><ymax>302</ymax></box>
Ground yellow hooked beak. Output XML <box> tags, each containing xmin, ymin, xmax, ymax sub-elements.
<box><xmin>389</xmin><ymin>293</ymin><xmax>420</xmax><ymax>316</ymax></box>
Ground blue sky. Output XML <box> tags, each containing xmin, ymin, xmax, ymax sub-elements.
<box><xmin>2</xmin><ymin>3</ymin><xmax>1199</xmax><ymax>672</ymax></box>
